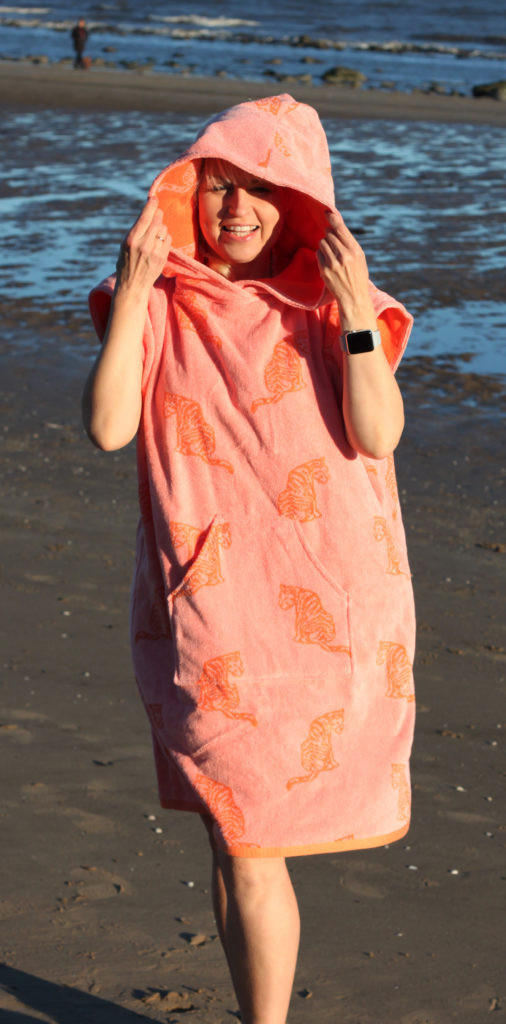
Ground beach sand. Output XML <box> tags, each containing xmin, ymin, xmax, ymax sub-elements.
<box><xmin>2</xmin><ymin>58</ymin><xmax>506</xmax><ymax>124</ymax></box>
<box><xmin>0</xmin><ymin>65</ymin><xmax>505</xmax><ymax>1023</ymax></box>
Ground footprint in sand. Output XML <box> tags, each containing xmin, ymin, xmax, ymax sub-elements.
<box><xmin>21</xmin><ymin>781</ymin><xmax>116</xmax><ymax>835</ymax></box>
<box><xmin>60</xmin><ymin>865</ymin><xmax>129</xmax><ymax>902</ymax></box>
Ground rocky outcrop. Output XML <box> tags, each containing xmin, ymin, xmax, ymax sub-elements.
<box><xmin>321</xmin><ymin>65</ymin><xmax>366</xmax><ymax>87</ymax></box>
<box><xmin>472</xmin><ymin>80</ymin><xmax>506</xmax><ymax>101</ymax></box>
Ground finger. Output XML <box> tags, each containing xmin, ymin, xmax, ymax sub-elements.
<box><xmin>319</xmin><ymin>234</ymin><xmax>343</xmax><ymax>266</ymax></box>
<box><xmin>326</xmin><ymin>210</ymin><xmax>357</xmax><ymax>246</ymax></box>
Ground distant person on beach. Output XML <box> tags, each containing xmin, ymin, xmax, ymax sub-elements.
<box><xmin>83</xmin><ymin>94</ymin><xmax>416</xmax><ymax>1024</ymax></box>
<box><xmin>71</xmin><ymin>17</ymin><xmax>88</xmax><ymax>69</ymax></box>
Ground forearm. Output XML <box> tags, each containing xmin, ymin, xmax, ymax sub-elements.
<box><xmin>341</xmin><ymin>342</ymin><xmax>404</xmax><ymax>459</ymax></box>
<box><xmin>317</xmin><ymin>212</ymin><xmax>405</xmax><ymax>458</ymax></box>
<box><xmin>82</xmin><ymin>197</ymin><xmax>170</xmax><ymax>451</ymax></box>
<box><xmin>82</xmin><ymin>287</ymin><xmax>146</xmax><ymax>451</ymax></box>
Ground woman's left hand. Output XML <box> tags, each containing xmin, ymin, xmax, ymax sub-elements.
<box><xmin>316</xmin><ymin>211</ymin><xmax>376</xmax><ymax>332</ymax></box>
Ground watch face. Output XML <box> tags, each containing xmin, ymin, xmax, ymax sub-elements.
<box><xmin>346</xmin><ymin>330</ymin><xmax>375</xmax><ymax>354</ymax></box>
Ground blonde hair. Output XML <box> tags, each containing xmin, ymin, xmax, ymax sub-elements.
<box><xmin>200</xmin><ymin>157</ymin><xmax>269</xmax><ymax>191</ymax></box>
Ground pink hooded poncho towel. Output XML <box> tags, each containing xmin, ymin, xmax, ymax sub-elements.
<box><xmin>89</xmin><ymin>94</ymin><xmax>416</xmax><ymax>858</ymax></box>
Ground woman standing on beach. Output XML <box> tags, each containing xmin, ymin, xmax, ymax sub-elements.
<box><xmin>83</xmin><ymin>93</ymin><xmax>416</xmax><ymax>1024</ymax></box>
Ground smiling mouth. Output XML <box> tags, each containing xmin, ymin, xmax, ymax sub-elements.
<box><xmin>222</xmin><ymin>225</ymin><xmax>259</xmax><ymax>236</ymax></box>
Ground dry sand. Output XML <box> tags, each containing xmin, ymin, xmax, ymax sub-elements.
<box><xmin>0</xmin><ymin>65</ymin><xmax>505</xmax><ymax>1024</ymax></box>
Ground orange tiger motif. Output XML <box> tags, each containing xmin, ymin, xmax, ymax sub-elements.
<box><xmin>251</xmin><ymin>332</ymin><xmax>308</xmax><ymax>412</ymax></box>
<box><xmin>164</xmin><ymin>393</ymin><xmax>233</xmax><ymax>474</ymax></box>
<box><xmin>376</xmin><ymin>641</ymin><xmax>414</xmax><ymax>702</ymax></box>
<box><xmin>174</xmin><ymin>292</ymin><xmax>222</xmax><ymax>348</ymax></box>
<box><xmin>278</xmin><ymin>584</ymin><xmax>351</xmax><ymax>656</ymax></box>
<box><xmin>276</xmin><ymin>457</ymin><xmax>329</xmax><ymax>521</ymax></box>
<box><xmin>194</xmin><ymin>773</ymin><xmax>246</xmax><ymax>843</ymax></box>
<box><xmin>391</xmin><ymin>763</ymin><xmax>410</xmax><ymax>822</ymax></box>
<box><xmin>287</xmin><ymin>710</ymin><xmax>345</xmax><ymax>790</ymax></box>
<box><xmin>169</xmin><ymin>520</ymin><xmax>232</xmax><ymax>599</ymax></box>
<box><xmin>385</xmin><ymin>453</ymin><xmax>399</xmax><ymax>517</ymax></box>
<box><xmin>274</xmin><ymin>131</ymin><xmax>291</xmax><ymax>157</ymax></box>
<box><xmin>163</xmin><ymin>164</ymin><xmax>196</xmax><ymax>195</ymax></box>
<box><xmin>373</xmin><ymin>516</ymin><xmax>409</xmax><ymax>576</ymax></box>
<box><xmin>196</xmin><ymin>651</ymin><xmax>256</xmax><ymax>725</ymax></box>
<box><xmin>254</xmin><ymin>97</ymin><xmax>283</xmax><ymax>116</ymax></box>
<box><xmin>134</xmin><ymin>584</ymin><xmax>171</xmax><ymax>642</ymax></box>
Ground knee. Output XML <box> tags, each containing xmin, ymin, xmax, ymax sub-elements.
<box><xmin>218</xmin><ymin>851</ymin><xmax>287</xmax><ymax>899</ymax></box>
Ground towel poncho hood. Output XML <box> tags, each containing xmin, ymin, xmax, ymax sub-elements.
<box><xmin>150</xmin><ymin>93</ymin><xmax>338</xmax><ymax>309</ymax></box>
<box><xmin>89</xmin><ymin>94</ymin><xmax>415</xmax><ymax>859</ymax></box>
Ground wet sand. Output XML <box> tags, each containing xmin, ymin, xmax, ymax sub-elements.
<box><xmin>1</xmin><ymin>67</ymin><xmax>505</xmax><ymax>1024</ymax></box>
<box><xmin>2</xmin><ymin>58</ymin><xmax>506</xmax><ymax>124</ymax></box>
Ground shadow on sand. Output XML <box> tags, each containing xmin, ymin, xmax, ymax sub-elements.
<box><xmin>0</xmin><ymin>965</ymin><xmax>152</xmax><ymax>1024</ymax></box>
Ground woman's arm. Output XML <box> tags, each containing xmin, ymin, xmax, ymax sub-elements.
<box><xmin>82</xmin><ymin>197</ymin><xmax>171</xmax><ymax>451</ymax></box>
<box><xmin>317</xmin><ymin>211</ymin><xmax>404</xmax><ymax>459</ymax></box>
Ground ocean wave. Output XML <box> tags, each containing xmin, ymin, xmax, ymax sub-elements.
<box><xmin>0</xmin><ymin>5</ymin><xmax>49</xmax><ymax>11</ymax></box>
<box><xmin>1</xmin><ymin>14</ymin><xmax>505</xmax><ymax>63</ymax></box>
<box><xmin>149</xmin><ymin>14</ymin><xmax>259</xmax><ymax>28</ymax></box>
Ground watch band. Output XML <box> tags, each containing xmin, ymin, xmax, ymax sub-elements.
<box><xmin>340</xmin><ymin>329</ymin><xmax>382</xmax><ymax>354</ymax></box>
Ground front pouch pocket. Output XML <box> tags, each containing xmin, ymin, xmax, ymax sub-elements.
<box><xmin>167</xmin><ymin>511</ymin><xmax>353</xmax><ymax>697</ymax></box>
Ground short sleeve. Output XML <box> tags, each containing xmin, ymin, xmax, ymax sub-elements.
<box><xmin>88</xmin><ymin>276</ymin><xmax>170</xmax><ymax>395</ymax></box>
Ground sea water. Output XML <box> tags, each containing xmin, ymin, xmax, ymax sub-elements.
<box><xmin>1</xmin><ymin>0</ymin><xmax>505</xmax><ymax>95</ymax></box>
<box><xmin>1</xmin><ymin>107</ymin><xmax>505</xmax><ymax>377</ymax></box>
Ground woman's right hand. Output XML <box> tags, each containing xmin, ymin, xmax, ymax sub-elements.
<box><xmin>82</xmin><ymin>198</ymin><xmax>171</xmax><ymax>451</ymax></box>
<box><xmin>115</xmin><ymin>196</ymin><xmax>172</xmax><ymax>297</ymax></box>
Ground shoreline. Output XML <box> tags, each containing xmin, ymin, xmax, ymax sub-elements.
<box><xmin>2</xmin><ymin>59</ymin><xmax>506</xmax><ymax>124</ymax></box>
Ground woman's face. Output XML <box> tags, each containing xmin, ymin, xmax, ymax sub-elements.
<box><xmin>198</xmin><ymin>160</ymin><xmax>287</xmax><ymax>279</ymax></box>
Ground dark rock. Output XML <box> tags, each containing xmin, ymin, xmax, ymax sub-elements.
<box><xmin>472</xmin><ymin>80</ymin><xmax>506</xmax><ymax>101</ymax></box>
<box><xmin>322</xmin><ymin>65</ymin><xmax>366</xmax><ymax>87</ymax></box>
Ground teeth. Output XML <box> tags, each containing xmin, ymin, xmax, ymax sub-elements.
<box><xmin>224</xmin><ymin>226</ymin><xmax>257</xmax><ymax>235</ymax></box>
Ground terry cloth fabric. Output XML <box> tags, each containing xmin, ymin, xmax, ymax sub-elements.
<box><xmin>89</xmin><ymin>94</ymin><xmax>416</xmax><ymax>858</ymax></box>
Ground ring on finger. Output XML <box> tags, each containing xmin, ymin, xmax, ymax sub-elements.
<box><xmin>155</xmin><ymin>233</ymin><xmax>166</xmax><ymax>242</ymax></box>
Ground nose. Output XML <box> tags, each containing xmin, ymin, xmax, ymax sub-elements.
<box><xmin>225</xmin><ymin>186</ymin><xmax>250</xmax><ymax>216</ymax></box>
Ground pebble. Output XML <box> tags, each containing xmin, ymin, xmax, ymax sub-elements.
<box><xmin>449</xmin><ymin>869</ymin><xmax>460</xmax><ymax>875</ymax></box>
<box><xmin>455</xmin><ymin>785</ymin><xmax>466</xmax><ymax>792</ymax></box>
<box><xmin>154</xmin><ymin>827</ymin><xmax>163</xmax><ymax>834</ymax></box>
<box><xmin>184</xmin><ymin>880</ymin><xmax>195</xmax><ymax>888</ymax></box>
<box><xmin>407</xmin><ymin>864</ymin><xmax>418</xmax><ymax>871</ymax></box>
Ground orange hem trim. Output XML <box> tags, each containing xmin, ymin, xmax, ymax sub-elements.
<box><xmin>158</xmin><ymin>798</ymin><xmax>410</xmax><ymax>857</ymax></box>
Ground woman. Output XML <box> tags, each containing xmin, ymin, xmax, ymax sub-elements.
<box><xmin>83</xmin><ymin>93</ymin><xmax>415</xmax><ymax>1024</ymax></box>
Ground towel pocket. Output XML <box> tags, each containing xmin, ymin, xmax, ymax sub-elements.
<box><xmin>166</xmin><ymin>511</ymin><xmax>352</xmax><ymax>694</ymax></box>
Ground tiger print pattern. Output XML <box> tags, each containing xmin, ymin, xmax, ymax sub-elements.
<box><xmin>279</xmin><ymin>584</ymin><xmax>351</xmax><ymax>656</ymax></box>
<box><xmin>162</xmin><ymin>164</ymin><xmax>196</xmax><ymax>195</ymax></box>
<box><xmin>164</xmin><ymin>393</ymin><xmax>234</xmax><ymax>474</ymax></box>
<box><xmin>376</xmin><ymin>641</ymin><xmax>414</xmax><ymax>702</ymax></box>
<box><xmin>169</xmin><ymin>520</ymin><xmax>232</xmax><ymax>599</ymax></box>
<box><xmin>391</xmin><ymin>763</ymin><xmax>410</xmax><ymax>822</ymax></box>
<box><xmin>385</xmin><ymin>454</ymin><xmax>400</xmax><ymax>517</ymax></box>
<box><xmin>276</xmin><ymin>457</ymin><xmax>329</xmax><ymax>521</ymax></box>
<box><xmin>373</xmin><ymin>516</ymin><xmax>409</xmax><ymax>576</ymax></box>
<box><xmin>175</xmin><ymin>292</ymin><xmax>223</xmax><ymax>348</ymax></box>
<box><xmin>287</xmin><ymin>710</ymin><xmax>345</xmax><ymax>790</ymax></box>
<box><xmin>194</xmin><ymin>773</ymin><xmax>247</xmax><ymax>843</ymax></box>
<box><xmin>196</xmin><ymin>651</ymin><xmax>257</xmax><ymax>726</ymax></box>
<box><xmin>251</xmin><ymin>332</ymin><xmax>308</xmax><ymax>412</ymax></box>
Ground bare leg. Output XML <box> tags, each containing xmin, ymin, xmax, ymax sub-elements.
<box><xmin>201</xmin><ymin>814</ymin><xmax>300</xmax><ymax>1024</ymax></box>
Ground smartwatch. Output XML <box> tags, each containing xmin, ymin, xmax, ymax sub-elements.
<box><xmin>340</xmin><ymin>329</ymin><xmax>382</xmax><ymax>354</ymax></box>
